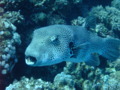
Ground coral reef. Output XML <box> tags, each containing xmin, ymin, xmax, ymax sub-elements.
<box><xmin>54</xmin><ymin>72</ymin><xmax>75</xmax><ymax>90</ymax></box>
<box><xmin>63</xmin><ymin>61</ymin><xmax>120</xmax><ymax>90</ymax></box>
<box><xmin>6</xmin><ymin>60</ymin><xmax>120</xmax><ymax>90</ymax></box>
<box><xmin>0</xmin><ymin>1</ymin><xmax>23</xmax><ymax>89</ymax></box>
<box><xmin>71</xmin><ymin>0</ymin><xmax>120</xmax><ymax>38</ymax></box>
<box><xmin>88</xmin><ymin>5</ymin><xmax>120</xmax><ymax>37</ymax></box>
<box><xmin>6</xmin><ymin>72</ymin><xmax>75</xmax><ymax>90</ymax></box>
<box><xmin>71</xmin><ymin>16</ymin><xmax>85</xmax><ymax>26</ymax></box>
<box><xmin>111</xmin><ymin>0</ymin><xmax>120</xmax><ymax>10</ymax></box>
<box><xmin>6</xmin><ymin>76</ymin><xmax>55</xmax><ymax>90</ymax></box>
<box><xmin>0</xmin><ymin>0</ymin><xmax>119</xmax><ymax>90</ymax></box>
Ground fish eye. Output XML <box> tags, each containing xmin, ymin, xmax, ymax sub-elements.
<box><xmin>50</xmin><ymin>35</ymin><xmax>57</xmax><ymax>42</ymax></box>
<box><xmin>50</xmin><ymin>35</ymin><xmax>59</xmax><ymax>45</ymax></box>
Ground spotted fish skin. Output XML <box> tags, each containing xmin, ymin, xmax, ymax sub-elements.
<box><xmin>25</xmin><ymin>25</ymin><xmax>120</xmax><ymax>66</ymax></box>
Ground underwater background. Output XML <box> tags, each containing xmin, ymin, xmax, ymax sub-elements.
<box><xmin>0</xmin><ymin>0</ymin><xmax>120</xmax><ymax>90</ymax></box>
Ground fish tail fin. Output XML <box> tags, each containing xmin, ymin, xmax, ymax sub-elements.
<box><xmin>101</xmin><ymin>37</ymin><xmax>120</xmax><ymax>61</ymax></box>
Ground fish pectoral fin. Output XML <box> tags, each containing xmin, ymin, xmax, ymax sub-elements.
<box><xmin>85</xmin><ymin>53</ymin><xmax>100</xmax><ymax>66</ymax></box>
<box><xmin>72</xmin><ymin>42</ymin><xmax>90</xmax><ymax>50</ymax></box>
<box><xmin>70</xmin><ymin>42</ymin><xmax>90</xmax><ymax>58</ymax></box>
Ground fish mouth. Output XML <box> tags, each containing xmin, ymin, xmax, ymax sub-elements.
<box><xmin>25</xmin><ymin>56</ymin><xmax>37</xmax><ymax>65</ymax></box>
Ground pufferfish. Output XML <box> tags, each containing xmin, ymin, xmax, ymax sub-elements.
<box><xmin>25</xmin><ymin>25</ymin><xmax>120</xmax><ymax>66</ymax></box>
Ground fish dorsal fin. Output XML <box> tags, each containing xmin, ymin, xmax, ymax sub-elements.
<box><xmin>85</xmin><ymin>53</ymin><xmax>100</xmax><ymax>66</ymax></box>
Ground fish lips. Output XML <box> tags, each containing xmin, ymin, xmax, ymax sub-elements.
<box><xmin>25</xmin><ymin>56</ymin><xmax>37</xmax><ymax>65</ymax></box>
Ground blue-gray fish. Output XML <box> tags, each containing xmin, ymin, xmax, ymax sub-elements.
<box><xmin>25</xmin><ymin>25</ymin><xmax>120</xmax><ymax>66</ymax></box>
